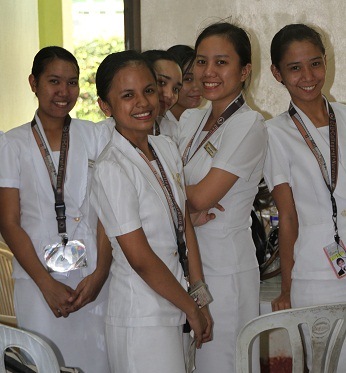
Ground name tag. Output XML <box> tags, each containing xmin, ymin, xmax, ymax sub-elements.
<box><xmin>204</xmin><ymin>141</ymin><xmax>217</xmax><ymax>158</ymax></box>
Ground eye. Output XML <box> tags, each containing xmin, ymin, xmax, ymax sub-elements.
<box><xmin>69</xmin><ymin>80</ymin><xmax>79</xmax><ymax>86</ymax></box>
<box><xmin>183</xmin><ymin>76</ymin><xmax>193</xmax><ymax>82</ymax></box>
<box><xmin>145</xmin><ymin>87</ymin><xmax>155</xmax><ymax>94</ymax></box>
<box><xmin>122</xmin><ymin>93</ymin><xmax>133</xmax><ymax>99</ymax></box>
<box><xmin>157</xmin><ymin>79</ymin><xmax>166</xmax><ymax>87</ymax></box>
<box><xmin>173</xmin><ymin>87</ymin><xmax>181</xmax><ymax>94</ymax></box>
<box><xmin>290</xmin><ymin>65</ymin><xmax>300</xmax><ymax>71</ymax></box>
<box><xmin>49</xmin><ymin>79</ymin><xmax>59</xmax><ymax>84</ymax></box>
<box><xmin>196</xmin><ymin>59</ymin><xmax>206</xmax><ymax>65</ymax></box>
<box><xmin>312</xmin><ymin>61</ymin><xmax>321</xmax><ymax>67</ymax></box>
<box><xmin>216</xmin><ymin>60</ymin><xmax>226</xmax><ymax>65</ymax></box>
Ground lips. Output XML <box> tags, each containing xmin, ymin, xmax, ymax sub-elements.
<box><xmin>54</xmin><ymin>101</ymin><xmax>68</xmax><ymax>107</ymax></box>
<box><xmin>203</xmin><ymin>82</ymin><xmax>220</xmax><ymax>89</ymax></box>
<box><xmin>300</xmin><ymin>85</ymin><xmax>316</xmax><ymax>92</ymax></box>
<box><xmin>132</xmin><ymin>111</ymin><xmax>152</xmax><ymax>120</ymax></box>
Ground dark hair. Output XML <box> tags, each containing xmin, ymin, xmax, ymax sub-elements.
<box><xmin>337</xmin><ymin>258</ymin><xmax>345</xmax><ymax>265</ymax></box>
<box><xmin>167</xmin><ymin>45</ymin><xmax>195</xmax><ymax>75</ymax></box>
<box><xmin>271</xmin><ymin>24</ymin><xmax>325</xmax><ymax>69</ymax></box>
<box><xmin>195</xmin><ymin>22</ymin><xmax>252</xmax><ymax>67</ymax></box>
<box><xmin>31</xmin><ymin>46</ymin><xmax>79</xmax><ymax>80</ymax></box>
<box><xmin>141</xmin><ymin>49</ymin><xmax>180</xmax><ymax>67</ymax></box>
<box><xmin>96</xmin><ymin>50</ymin><xmax>157</xmax><ymax>102</ymax></box>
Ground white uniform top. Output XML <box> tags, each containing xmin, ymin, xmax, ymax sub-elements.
<box><xmin>0</xmin><ymin>113</ymin><xmax>112</xmax><ymax>279</ymax></box>
<box><xmin>178</xmin><ymin>99</ymin><xmax>267</xmax><ymax>275</ymax></box>
<box><xmin>264</xmin><ymin>100</ymin><xmax>346</xmax><ymax>280</ymax></box>
<box><xmin>90</xmin><ymin>124</ymin><xmax>187</xmax><ymax>327</ymax></box>
<box><xmin>157</xmin><ymin>116</ymin><xmax>179</xmax><ymax>144</ymax></box>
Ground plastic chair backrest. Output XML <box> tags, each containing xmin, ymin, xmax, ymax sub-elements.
<box><xmin>236</xmin><ymin>302</ymin><xmax>346</xmax><ymax>373</ymax></box>
<box><xmin>0</xmin><ymin>243</ymin><xmax>16</xmax><ymax>326</ymax></box>
<box><xmin>0</xmin><ymin>323</ymin><xmax>61</xmax><ymax>373</ymax></box>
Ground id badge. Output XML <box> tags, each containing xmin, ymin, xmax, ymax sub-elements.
<box><xmin>44</xmin><ymin>239</ymin><xmax>87</xmax><ymax>273</ymax></box>
<box><xmin>323</xmin><ymin>240</ymin><xmax>346</xmax><ymax>279</ymax></box>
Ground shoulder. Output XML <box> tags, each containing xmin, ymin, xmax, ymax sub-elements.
<box><xmin>265</xmin><ymin>111</ymin><xmax>291</xmax><ymax>131</ymax></box>
<box><xmin>179</xmin><ymin>108</ymin><xmax>208</xmax><ymax>126</ymax></box>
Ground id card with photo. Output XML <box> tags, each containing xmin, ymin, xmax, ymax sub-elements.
<box><xmin>323</xmin><ymin>240</ymin><xmax>346</xmax><ymax>279</ymax></box>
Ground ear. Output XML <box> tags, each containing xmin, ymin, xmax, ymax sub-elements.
<box><xmin>98</xmin><ymin>97</ymin><xmax>112</xmax><ymax>117</ymax></box>
<box><xmin>28</xmin><ymin>74</ymin><xmax>37</xmax><ymax>93</ymax></box>
<box><xmin>324</xmin><ymin>54</ymin><xmax>327</xmax><ymax>69</ymax></box>
<box><xmin>240</xmin><ymin>63</ymin><xmax>252</xmax><ymax>82</ymax></box>
<box><xmin>271</xmin><ymin>64</ymin><xmax>283</xmax><ymax>84</ymax></box>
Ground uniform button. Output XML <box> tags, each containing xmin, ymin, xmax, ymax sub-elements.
<box><xmin>341</xmin><ymin>210</ymin><xmax>346</xmax><ymax>217</ymax></box>
<box><xmin>174</xmin><ymin>251</ymin><xmax>178</xmax><ymax>256</ymax></box>
<box><xmin>74</xmin><ymin>217</ymin><xmax>81</xmax><ymax>222</ymax></box>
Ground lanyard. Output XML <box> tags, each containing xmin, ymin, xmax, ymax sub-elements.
<box><xmin>182</xmin><ymin>94</ymin><xmax>245</xmax><ymax>166</ymax></box>
<box><xmin>31</xmin><ymin>115</ymin><xmax>71</xmax><ymax>245</ymax></box>
<box><xmin>138</xmin><ymin>144</ymin><xmax>189</xmax><ymax>282</ymax></box>
<box><xmin>289</xmin><ymin>100</ymin><xmax>339</xmax><ymax>243</ymax></box>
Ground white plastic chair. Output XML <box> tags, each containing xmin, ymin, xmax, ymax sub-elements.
<box><xmin>0</xmin><ymin>323</ymin><xmax>61</xmax><ymax>373</ymax></box>
<box><xmin>236</xmin><ymin>302</ymin><xmax>346</xmax><ymax>373</ymax></box>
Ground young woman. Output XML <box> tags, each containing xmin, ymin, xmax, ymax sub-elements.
<box><xmin>91</xmin><ymin>50</ymin><xmax>212</xmax><ymax>373</ymax></box>
<box><xmin>166</xmin><ymin>45</ymin><xmax>203</xmax><ymax>124</ymax></box>
<box><xmin>141</xmin><ymin>49</ymin><xmax>182</xmax><ymax>138</ymax></box>
<box><xmin>177</xmin><ymin>22</ymin><xmax>267</xmax><ymax>372</ymax></box>
<box><xmin>0</xmin><ymin>47</ymin><xmax>112</xmax><ymax>372</ymax></box>
<box><xmin>264</xmin><ymin>23</ymin><xmax>346</xmax><ymax>371</ymax></box>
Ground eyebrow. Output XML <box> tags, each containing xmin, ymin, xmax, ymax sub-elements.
<box><xmin>119</xmin><ymin>83</ymin><xmax>155</xmax><ymax>94</ymax></box>
<box><xmin>196</xmin><ymin>54</ymin><xmax>230</xmax><ymax>59</ymax></box>
<box><xmin>286</xmin><ymin>56</ymin><xmax>323</xmax><ymax>66</ymax></box>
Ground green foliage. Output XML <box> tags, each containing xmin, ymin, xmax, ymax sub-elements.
<box><xmin>74</xmin><ymin>36</ymin><xmax>125</xmax><ymax>122</ymax></box>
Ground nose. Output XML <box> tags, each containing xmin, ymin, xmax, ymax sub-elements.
<box><xmin>58</xmin><ymin>82</ymin><xmax>69</xmax><ymax>96</ymax></box>
<box><xmin>162</xmin><ymin>86</ymin><xmax>174</xmax><ymax>100</ymax></box>
<box><xmin>203</xmin><ymin>62</ymin><xmax>216</xmax><ymax>78</ymax></box>
<box><xmin>136</xmin><ymin>93</ymin><xmax>150</xmax><ymax>107</ymax></box>
<box><xmin>301</xmin><ymin>66</ymin><xmax>314</xmax><ymax>81</ymax></box>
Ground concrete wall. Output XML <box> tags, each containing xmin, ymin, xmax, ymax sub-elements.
<box><xmin>141</xmin><ymin>0</ymin><xmax>346</xmax><ymax>119</ymax></box>
<box><xmin>0</xmin><ymin>0</ymin><xmax>39</xmax><ymax>132</ymax></box>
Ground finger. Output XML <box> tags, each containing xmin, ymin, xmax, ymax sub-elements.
<box><xmin>214</xmin><ymin>203</ymin><xmax>225</xmax><ymax>211</ymax></box>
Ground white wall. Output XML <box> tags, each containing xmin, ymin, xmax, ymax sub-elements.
<box><xmin>0</xmin><ymin>0</ymin><xmax>39</xmax><ymax>132</ymax></box>
<box><xmin>141</xmin><ymin>0</ymin><xmax>346</xmax><ymax>119</ymax></box>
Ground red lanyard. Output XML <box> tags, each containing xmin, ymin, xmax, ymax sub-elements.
<box><xmin>289</xmin><ymin>100</ymin><xmax>339</xmax><ymax>243</ymax></box>
<box><xmin>182</xmin><ymin>94</ymin><xmax>245</xmax><ymax>166</ymax></box>
<box><xmin>31</xmin><ymin>115</ymin><xmax>71</xmax><ymax>244</ymax></box>
<box><xmin>138</xmin><ymin>144</ymin><xmax>189</xmax><ymax>281</ymax></box>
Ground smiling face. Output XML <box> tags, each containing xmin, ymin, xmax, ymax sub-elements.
<box><xmin>194</xmin><ymin>35</ymin><xmax>251</xmax><ymax>111</ymax></box>
<box><xmin>29</xmin><ymin>58</ymin><xmax>79</xmax><ymax>123</ymax></box>
<box><xmin>271</xmin><ymin>40</ymin><xmax>326</xmax><ymax>108</ymax></box>
<box><xmin>153</xmin><ymin>59</ymin><xmax>182</xmax><ymax>116</ymax></box>
<box><xmin>98</xmin><ymin>62</ymin><xmax>159</xmax><ymax>142</ymax></box>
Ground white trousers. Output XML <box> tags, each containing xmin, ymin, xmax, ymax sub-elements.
<box><xmin>14</xmin><ymin>272</ymin><xmax>110</xmax><ymax>373</ymax></box>
<box><xmin>194</xmin><ymin>268</ymin><xmax>260</xmax><ymax>373</ymax></box>
<box><xmin>105</xmin><ymin>324</ymin><xmax>185</xmax><ymax>373</ymax></box>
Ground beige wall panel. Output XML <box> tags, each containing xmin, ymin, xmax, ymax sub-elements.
<box><xmin>141</xmin><ymin>0</ymin><xmax>346</xmax><ymax>119</ymax></box>
<box><xmin>0</xmin><ymin>0</ymin><xmax>39</xmax><ymax>132</ymax></box>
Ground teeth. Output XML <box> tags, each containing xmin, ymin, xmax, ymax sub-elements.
<box><xmin>133</xmin><ymin>112</ymin><xmax>150</xmax><ymax>118</ymax></box>
<box><xmin>55</xmin><ymin>102</ymin><xmax>68</xmax><ymax>107</ymax></box>
<box><xmin>204</xmin><ymin>82</ymin><xmax>219</xmax><ymax>88</ymax></box>
<box><xmin>301</xmin><ymin>86</ymin><xmax>315</xmax><ymax>91</ymax></box>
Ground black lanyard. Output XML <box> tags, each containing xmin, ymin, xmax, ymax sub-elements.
<box><xmin>138</xmin><ymin>143</ymin><xmax>189</xmax><ymax>281</ymax></box>
<box><xmin>31</xmin><ymin>115</ymin><xmax>71</xmax><ymax>245</ymax></box>
<box><xmin>289</xmin><ymin>100</ymin><xmax>339</xmax><ymax>243</ymax></box>
<box><xmin>182</xmin><ymin>94</ymin><xmax>245</xmax><ymax>166</ymax></box>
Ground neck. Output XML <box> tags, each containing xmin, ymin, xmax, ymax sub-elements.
<box><xmin>293</xmin><ymin>95</ymin><xmax>328</xmax><ymax>128</ymax></box>
<box><xmin>170</xmin><ymin>105</ymin><xmax>185</xmax><ymax>121</ymax></box>
<box><xmin>117</xmin><ymin>129</ymin><xmax>154</xmax><ymax>160</ymax></box>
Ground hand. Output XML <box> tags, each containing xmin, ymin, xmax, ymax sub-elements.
<box><xmin>190</xmin><ymin>211</ymin><xmax>216</xmax><ymax>227</ymax></box>
<box><xmin>200</xmin><ymin>306</ymin><xmax>213</xmax><ymax>343</ymax></box>
<box><xmin>213</xmin><ymin>203</ymin><xmax>225</xmax><ymax>212</ymax></box>
<box><xmin>271</xmin><ymin>291</ymin><xmax>291</xmax><ymax>311</ymax></box>
<box><xmin>186</xmin><ymin>306</ymin><xmax>208</xmax><ymax>349</ymax></box>
<box><xmin>67</xmin><ymin>271</ymin><xmax>108</xmax><ymax>313</ymax></box>
<box><xmin>39</xmin><ymin>277</ymin><xmax>77</xmax><ymax>318</ymax></box>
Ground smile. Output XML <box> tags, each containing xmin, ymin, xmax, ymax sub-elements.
<box><xmin>54</xmin><ymin>101</ymin><xmax>68</xmax><ymax>107</ymax></box>
<box><xmin>300</xmin><ymin>85</ymin><xmax>316</xmax><ymax>91</ymax></box>
<box><xmin>132</xmin><ymin>111</ymin><xmax>151</xmax><ymax>119</ymax></box>
<box><xmin>203</xmin><ymin>82</ymin><xmax>220</xmax><ymax>88</ymax></box>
